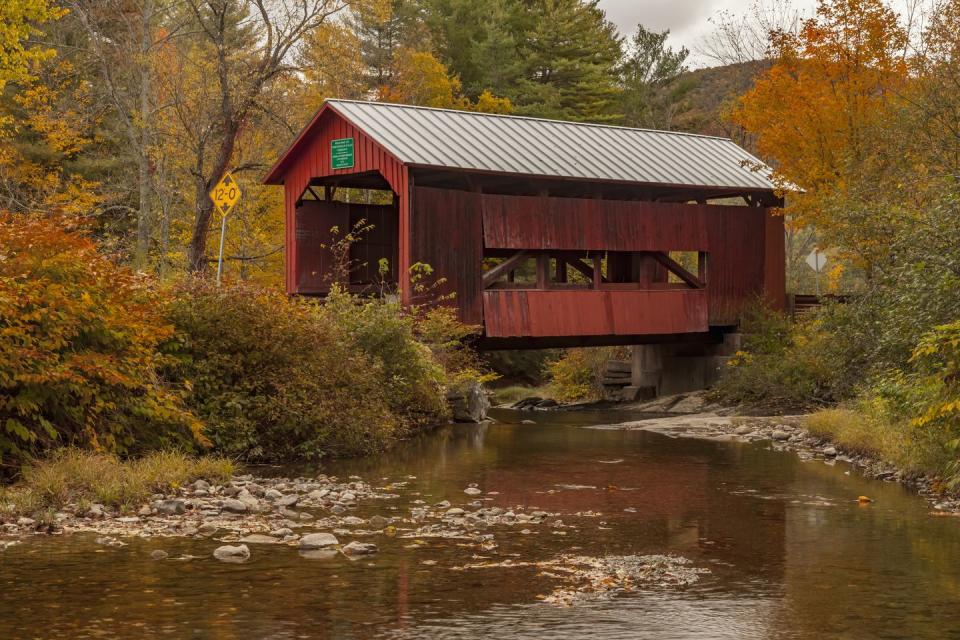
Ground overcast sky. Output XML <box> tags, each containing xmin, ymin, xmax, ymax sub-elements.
<box><xmin>597</xmin><ymin>0</ymin><xmax>819</xmax><ymax>66</ymax></box>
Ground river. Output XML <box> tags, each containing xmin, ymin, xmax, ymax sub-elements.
<box><xmin>2</xmin><ymin>409</ymin><xmax>959</xmax><ymax>639</ymax></box>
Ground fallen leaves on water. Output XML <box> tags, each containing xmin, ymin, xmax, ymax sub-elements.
<box><xmin>450</xmin><ymin>554</ymin><xmax>709</xmax><ymax>607</ymax></box>
<box><xmin>858</xmin><ymin>496</ymin><xmax>873</xmax><ymax>504</ymax></box>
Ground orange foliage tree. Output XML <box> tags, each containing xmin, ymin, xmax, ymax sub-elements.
<box><xmin>731</xmin><ymin>0</ymin><xmax>910</xmax><ymax>267</ymax></box>
<box><xmin>0</xmin><ymin>214</ymin><xmax>203</xmax><ymax>474</ymax></box>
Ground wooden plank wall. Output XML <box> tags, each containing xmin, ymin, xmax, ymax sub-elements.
<box><xmin>478</xmin><ymin>191</ymin><xmax>783</xmax><ymax>326</ymax></box>
<box><xmin>482</xmin><ymin>194</ymin><xmax>710</xmax><ymax>251</ymax></box>
<box><xmin>282</xmin><ymin>110</ymin><xmax>407</xmax><ymax>294</ymax></box>
<box><xmin>410</xmin><ymin>186</ymin><xmax>484</xmax><ymax>325</ymax></box>
<box><xmin>294</xmin><ymin>201</ymin><xmax>398</xmax><ymax>293</ymax></box>
<box><xmin>483</xmin><ymin>290</ymin><xmax>708</xmax><ymax>337</ymax></box>
<box><xmin>295</xmin><ymin>201</ymin><xmax>349</xmax><ymax>294</ymax></box>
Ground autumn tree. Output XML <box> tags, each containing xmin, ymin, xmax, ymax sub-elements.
<box><xmin>0</xmin><ymin>0</ymin><xmax>63</xmax><ymax>94</ymax></box>
<box><xmin>169</xmin><ymin>0</ymin><xmax>349</xmax><ymax>272</ymax></box>
<box><xmin>731</xmin><ymin>0</ymin><xmax>910</xmax><ymax>268</ymax></box>
<box><xmin>62</xmin><ymin>0</ymin><xmax>181</xmax><ymax>267</ymax></box>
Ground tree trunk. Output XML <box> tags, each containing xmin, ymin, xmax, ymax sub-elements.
<box><xmin>187</xmin><ymin>122</ymin><xmax>238</xmax><ymax>272</ymax></box>
<box><xmin>132</xmin><ymin>0</ymin><xmax>155</xmax><ymax>269</ymax></box>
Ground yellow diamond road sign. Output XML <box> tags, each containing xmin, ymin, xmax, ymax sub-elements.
<box><xmin>210</xmin><ymin>172</ymin><xmax>242</xmax><ymax>217</ymax></box>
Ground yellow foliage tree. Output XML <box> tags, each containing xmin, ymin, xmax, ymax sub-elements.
<box><xmin>0</xmin><ymin>0</ymin><xmax>64</xmax><ymax>95</ymax></box>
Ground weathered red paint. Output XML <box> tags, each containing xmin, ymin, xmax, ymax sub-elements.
<box><xmin>265</xmin><ymin>102</ymin><xmax>786</xmax><ymax>344</ymax></box>
<box><xmin>294</xmin><ymin>200</ymin><xmax>398</xmax><ymax>293</ymax></box>
<box><xmin>483</xmin><ymin>289</ymin><xmax>708</xmax><ymax>338</ymax></box>
<box><xmin>410</xmin><ymin>186</ymin><xmax>484</xmax><ymax>325</ymax></box>
<box><xmin>267</xmin><ymin>105</ymin><xmax>409</xmax><ymax>298</ymax></box>
<box><xmin>481</xmin><ymin>194</ymin><xmax>710</xmax><ymax>251</ymax></box>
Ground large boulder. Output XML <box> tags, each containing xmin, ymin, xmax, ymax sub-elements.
<box><xmin>213</xmin><ymin>544</ymin><xmax>250</xmax><ymax>562</ymax></box>
<box><xmin>447</xmin><ymin>381</ymin><xmax>490</xmax><ymax>423</ymax></box>
<box><xmin>299</xmin><ymin>532</ymin><xmax>339</xmax><ymax>550</ymax></box>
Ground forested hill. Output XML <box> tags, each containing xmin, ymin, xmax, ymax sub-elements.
<box><xmin>664</xmin><ymin>61</ymin><xmax>770</xmax><ymax>144</ymax></box>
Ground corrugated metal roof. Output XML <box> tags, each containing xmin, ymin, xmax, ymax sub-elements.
<box><xmin>323</xmin><ymin>99</ymin><xmax>775</xmax><ymax>192</ymax></box>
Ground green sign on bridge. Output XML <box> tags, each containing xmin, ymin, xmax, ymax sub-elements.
<box><xmin>331</xmin><ymin>138</ymin><xmax>355</xmax><ymax>170</ymax></box>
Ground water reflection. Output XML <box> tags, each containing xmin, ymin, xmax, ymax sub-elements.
<box><xmin>1</xmin><ymin>412</ymin><xmax>960</xmax><ymax>638</ymax></box>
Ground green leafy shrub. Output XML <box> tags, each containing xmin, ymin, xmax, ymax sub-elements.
<box><xmin>712</xmin><ymin>303</ymin><xmax>844</xmax><ymax>413</ymax></box>
<box><xmin>0</xmin><ymin>214</ymin><xmax>203</xmax><ymax>478</ymax></box>
<box><xmin>546</xmin><ymin>347</ymin><xmax>626</xmax><ymax>402</ymax></box>
<box><xmin>163</xmin><ymin>279</ymin><xmax>401</xmax><ymax>461</ymax></box>
<box><xmin>322</xmin><ymin>286</ymin><xmax>453</xmax><ymax>431</ymax></box>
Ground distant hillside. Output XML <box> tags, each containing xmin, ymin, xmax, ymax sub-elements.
<box><xmin>664</xmin><ymin>60</ymin><xmax>770</xmax><ymax>151</ymax></box>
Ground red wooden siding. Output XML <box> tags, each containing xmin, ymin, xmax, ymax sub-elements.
<box><xmin>410</xmin><ymin>186</ymin><xmax>484</xmax><ymax>325</ymax></box>
<box><xmin>483</xmin><ymin>289</ymin><xmax>708</xmax><ymax>338</ymax></box>
<box><xmin>763</xmin><ymin>211</ymin><xmax>786</xmax><ymax>311</ymax></box>
<box><xmin>295</xmin><ymin>201</ymin><xmax>349</xmax><ymax>293</ymax></box>
<box><xmin>481</xmin><ymin>194</ymin><xmax>710</xmax><ymax>251</ymax></box>
<box><xmin>281</xmin><ymin>109</ymin><xmax>408</xmax><ymax>294</ymax></box>
<box><xmin>294</xmin><ymin>201</ymin><xmax>399</xmax><ymax>293</ymax></box>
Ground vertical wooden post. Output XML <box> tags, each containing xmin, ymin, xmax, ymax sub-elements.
<box><xmin>592</xmin><ymin>254</ymin><xmax>603</xmax><ymax>289</ymax></box>
<box><xmin>536</xmin><ymin>253</ymin><xmax>551</xmax><ymax>290</ymax></box>
<box><xmin>398</xmin><ymin>169</ymin><xmax>412</xmax><ymax>306</ymax></box>
<box><xmin>698</xmin><ymin>251</ymin><xmax>708</xmax><ymax>285</ymax></box>
<box><xmin>555</xmin><ymin>257</ymin><xmax>567</xmax><ymax>283</ymax></box>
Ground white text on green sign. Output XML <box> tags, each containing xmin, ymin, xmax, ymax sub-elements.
<box><xmin>331</xmin><ymin>138</ymin><xmax>355</xmax><ymax>170</ymax></box>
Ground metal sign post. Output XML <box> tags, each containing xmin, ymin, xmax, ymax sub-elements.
<box><xmin>209</xmin><ymin>172</ymin><xmax>242</xmax><ymax>286</ymax></box>
<box><xmin>217</xmin><ymin>215</ymin><xmax>229</xmax><ymax>286</ymax></box>
<box><xmin>805</xmin><ymin>249</ymin><xmax>827</xmax><ymax>296</ymax></box>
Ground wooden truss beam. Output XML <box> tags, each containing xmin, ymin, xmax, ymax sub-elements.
<box><xmin>646</xmin><ymin>252</ymin><xmax>705</xmax><ymax>289</ymax></box>
<box><xmin>482</xmin><ymin>250</ymin><xmax>528</xmax><ymax>289</ymax></box>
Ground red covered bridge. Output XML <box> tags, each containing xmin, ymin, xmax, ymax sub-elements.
<box><xmin>264</xmin><ymin>100</ymin><xmax>784</xmax><ymax>353</ymax></box>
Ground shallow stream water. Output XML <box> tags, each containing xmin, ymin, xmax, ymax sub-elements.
<box><xmin>2</xmin><ymin>409</ymin><xmax>960</xmax><ymax>639</ymax></box>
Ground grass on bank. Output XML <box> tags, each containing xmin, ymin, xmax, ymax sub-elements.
<box><xmin>804</xmin><ymin>405</ymin><xmax>952</xmax><ymax>479</ymax></box>
<box><xmin>490</xmin><ymin>385</ymin><xmax>551</xmax><ymax>406</ymax></box>
<box><xmin>0</xmin><ymin>449</ymin><xmax>234</xmax><ymax>518</ymax></box>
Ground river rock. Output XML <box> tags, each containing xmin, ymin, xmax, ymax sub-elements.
<box><xmin>264</xmin><ymin>489</ymin><xmax>283</xmax><ymax>501</ymax></box>
<box><xmin>157</xmin><ymin>500</ymin><xmax>185</xmax><ymax>516</ymax></box>
<box><xmin>330</xmin><ymin>505</ymin><xmax>347</xmax><ymax>515</ymax></box>
<box><xmin>734</xmin><ymin>425</ymin><xmax>752</xmax><ymax>436</ymax></box>
<box><xmin>446</xmin><ymin>508</ymin><xmax>465</xmax><ymax>516</ymax></box>
<box><xmin>299</xmin><ymin>533</ymin><xmax>339</xmax><ymax>550</ymax></box>
<box><xmin>270</xmin><ymin>528</ymin><xmax>294</xmax><ymax>538</ymax></box>
<box><xmin>239</xmin><ymin>534</ymin><xmax>281</xmax><ymax>545</ymax></box>
<box><xmin>198</xmin><ymin>523</ymin><xmax>219</xmax><ymax>535</ymax></box>
<box><xmin>342</xmin><ymin>541</ymin><xmax>378</xmax><ymax>556</ymax></box>
<box><xmin>823</xmin><ymin>446</ymin><xmax>838</xmax><ymax>457</ymax></box>
<box><xmin>368</xmin><ymin>515</ymin><xmax>388</xmax><ymax>529</ymax></box>
<box><xmin>193</xmin><ymin>479</ymin><xmax>211</xmax><ymax>492</ymax></box>
<box><xmin>772</xmin><ymin>430</ymin><xmax>790</xmax><ymax>441</ymax></box>
<box><xmin>447</xmin><ymin>381</ymin><xmax>491</xmax><ymax>423</ymax></box>
<box><xmin>138</xmin><ymin>504</ymin><xmax>153</xmax><ymax>516</ymax></box>
<box><xmin>213</xmin><ymin>544</ymin><xmax>250</xmax><ymax>562</ymax></box>
<box><xmin>464</xmin><ymin>487</ymin><xmax>482</xmax><ymax>496</ymax></box>
<box><xmin>221</xmin><ymin>499</ymin><xmax>248</xmax><ymax>514</ymax></box>
<box><xmin>150</xmin><ymin>550</ymin><xmax>169</xmax><ymax>560</ymax></box>
<box><xmin>16</xmin><ymin>517</ymin><xmax>35</xmax><ymax>527</ymax></box>
<box><xmin>307</xmin><ymin>489</ymin><xmax>329</xmax><ymax>501</ymax></box>
<box><xmin>513</xmin><ymin>397</ymin><xmax>543</xmax><ymax>410</ymax></box>
<box><xmin>87</xmin><ymin>503</ymin><xmax>107</xmax><ymax>518</ymax></box>
<box><xmin>277</xmin><ymin>494</ymin><xmax>299</xmax><ymax>508</ymax></box>
<box><xmin>339</xmin><ymin>492</ymin><xmax>356</xmax><ymax>503</ymax></box>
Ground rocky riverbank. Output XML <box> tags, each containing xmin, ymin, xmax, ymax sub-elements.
<box><xmin>0</xmin><ymin>471</ymin><xmax>583</xmax><ymax>564</ymax></box>
<box><xmin>592</xmin><ymin>413</ymin><xmax>960</xmax><ymax>514</ymax></box>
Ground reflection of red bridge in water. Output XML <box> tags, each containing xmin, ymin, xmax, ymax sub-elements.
<box><xmin>265</xmin><ymin>101</ymin><xmax>785</xmax><ymax>390</ymax></box>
